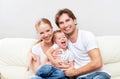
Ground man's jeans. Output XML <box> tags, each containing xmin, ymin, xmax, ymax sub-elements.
<box><xmin>31</xmin><ymin>64</ymin><xmax>68</xmax><ymax>79</ymax></box>
<box><xmin>77</xmin><ymin>72</ymin><xmax>111</xmax><ymax>79</ymax></box>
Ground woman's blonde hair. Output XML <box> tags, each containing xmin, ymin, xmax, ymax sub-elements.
<box><xmin>35</xmin><ymin>18</ymin><xmax>53</xmax><ymax>32</ymax></box>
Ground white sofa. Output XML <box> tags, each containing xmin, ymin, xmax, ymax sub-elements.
<box><xmin>0</xmin><ymin>36</ymin><xmax>120</xmax><ymax>79</ymax></box>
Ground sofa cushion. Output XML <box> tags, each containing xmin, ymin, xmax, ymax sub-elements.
<box><xmin>97</xmin><ymin>36</ymin><xmax>120</xmax><ymax>64</ymax></box>
<box><xmin>0</xmin><ymin>40</ymin><xmax>7</xmax><ymax>66</ymax></box>
<box><xmin>104</xmin><ymin>62</ymin><xmax>120</xmax><ymax>77</ymax></box>
<box><xmin>0</xmin><ymin>38</ymin><xmax>36</xmax><ymax>66</ymax></box>
<box><xmin>0</xmin><ymin>66</ymin><xmax>34</xmax><ymax>79</ymax></box>
<box><xmin>112</xmin><ymin>77</ymin><xmax>120</xmax><ymax>79</ymax></box>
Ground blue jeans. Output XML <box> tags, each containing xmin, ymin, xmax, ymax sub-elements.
<box><xmin>77</xmin><ymin>72</ymin><xmax>111</xmax><ymax>79</ymax></box>
<box><xmin>31</xmin><ymin>64</ymin><xmax>68</xmax><ymax>79</ymax></box>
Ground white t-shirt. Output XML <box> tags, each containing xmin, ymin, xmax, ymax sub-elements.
<box><xmin>52</xmin><ymin>44</ymin><xmax>74</xmax><ymax>62</ymax></box>
<box><xmin>68</xmin><ymin>29</ymin><xmax>106</xmax><ymax>75</ymax></box>
<box><xmin>32</xmin><ymin>43</ymin><xmax>47</xmax><ymax>64</ymax></box>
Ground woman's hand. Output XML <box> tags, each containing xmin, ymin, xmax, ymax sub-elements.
<box><xmin>52</xmin><ymin>49</ymin><xmax>63</xmax><ymax>57</ymax></box>
<box><xmin>27</xmin><ymin>50</ymin><xmax>37</xmax><ymax>71</ymax></box>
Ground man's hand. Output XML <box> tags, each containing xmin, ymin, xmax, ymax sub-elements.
<box><xmin>65</xmin><ymin>68</ymin><xmax>77</xmax><ymax>77</ymax></box>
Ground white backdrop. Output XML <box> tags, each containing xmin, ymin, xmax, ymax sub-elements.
<box><xmin>0</xmin><ymin>0</ymin><xmax>120</xmax><ymax>39</ymax></box>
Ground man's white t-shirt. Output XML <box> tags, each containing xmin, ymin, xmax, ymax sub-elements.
<box><xmin>68</xmin><ymin>29</ymin><xmax>107</xmax><ymax>76</ymax></box>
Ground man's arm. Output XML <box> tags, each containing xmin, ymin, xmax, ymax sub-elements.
<box><xmin>65</xmin><ymin>48</ymin><xmax>103</xmax><ymax>76</ymax></box>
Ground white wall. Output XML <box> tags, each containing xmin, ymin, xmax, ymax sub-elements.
<box><xmin>0</xmin><ymin>0</ymin><xmax>120</xmax><ymax>39</ymax></box>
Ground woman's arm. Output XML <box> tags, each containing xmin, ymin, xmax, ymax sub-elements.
<box><xmin>26</xmin><ymin>49</ymin><xmax>40</xmax><ymax>72</ymax></box>
<box><xmin>27</xmin><ymin>49</ymin><xmax>35</xmax><ymax>71</ymax></box>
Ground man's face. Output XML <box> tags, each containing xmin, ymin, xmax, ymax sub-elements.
<box><xmin>58</xmin><ymin>13</ymin><xmax>76</xmax><ymax>36</ymax></box>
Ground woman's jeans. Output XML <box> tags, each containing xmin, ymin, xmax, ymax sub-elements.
<box><xmin>77</xmin><ymin>72</ymin><xmax>111</xmax><ymax>79</ymax></box>
<box><xmin>31</xmin><ymin>64</ymin><xmax>68</xmax><ymax>79</ymax></box>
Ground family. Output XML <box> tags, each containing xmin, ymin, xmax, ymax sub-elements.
<box><xmin>27</xmin><ymin>8</ymin><xmax>111</xmax><ymax>79</ymax></box>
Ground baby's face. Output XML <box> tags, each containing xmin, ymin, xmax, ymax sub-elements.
<box><xmin>54</xmin><ymin>32</ymin><xmax>68</xmax><ymax>50</ymax></box>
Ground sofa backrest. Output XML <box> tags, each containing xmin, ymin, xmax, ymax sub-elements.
<box><xmin>97</xmin><ymin>36</ymin><xmax>120</xmax><ymax>64</ymax></box>
<box><xmin>0</xmin><ymin>38</ymin><xmax>36</xmax><ymax>66</ymax></box>
<box><xmin>0</xmin><ymin>36</ymin><xmax>120</xmax><ymax>67</ymax></box>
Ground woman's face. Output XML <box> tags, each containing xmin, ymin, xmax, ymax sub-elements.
<box><xmin>37</xmin><ymin>22</ymin><xmax>53</xmax><ymax>43</ymax></box>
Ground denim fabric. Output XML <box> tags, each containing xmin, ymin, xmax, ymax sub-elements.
<box><xmin>31</xmin><ymin>76</ymin><xmax>42</xmax><ymax>79</ymax></box>
<box><xmin>31</xmin><ymin>64</ymin><xmax>68</xmax><ymax>79</ymax></box>
<box><xmin>77</xmin><ymin>72</ymin><xmax>111</xmax><ymax>79</ymax></box>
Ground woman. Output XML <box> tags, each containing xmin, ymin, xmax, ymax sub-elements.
<box><xmin>27</xmin><ymin>18</ymin><xmax>68</xmax><ymax>79</ymax></box>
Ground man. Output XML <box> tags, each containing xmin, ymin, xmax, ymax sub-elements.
<box><xmin>54</xmin><ymin>8</ymin><xmax>110</xmax><ymax>79</ymax></box>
